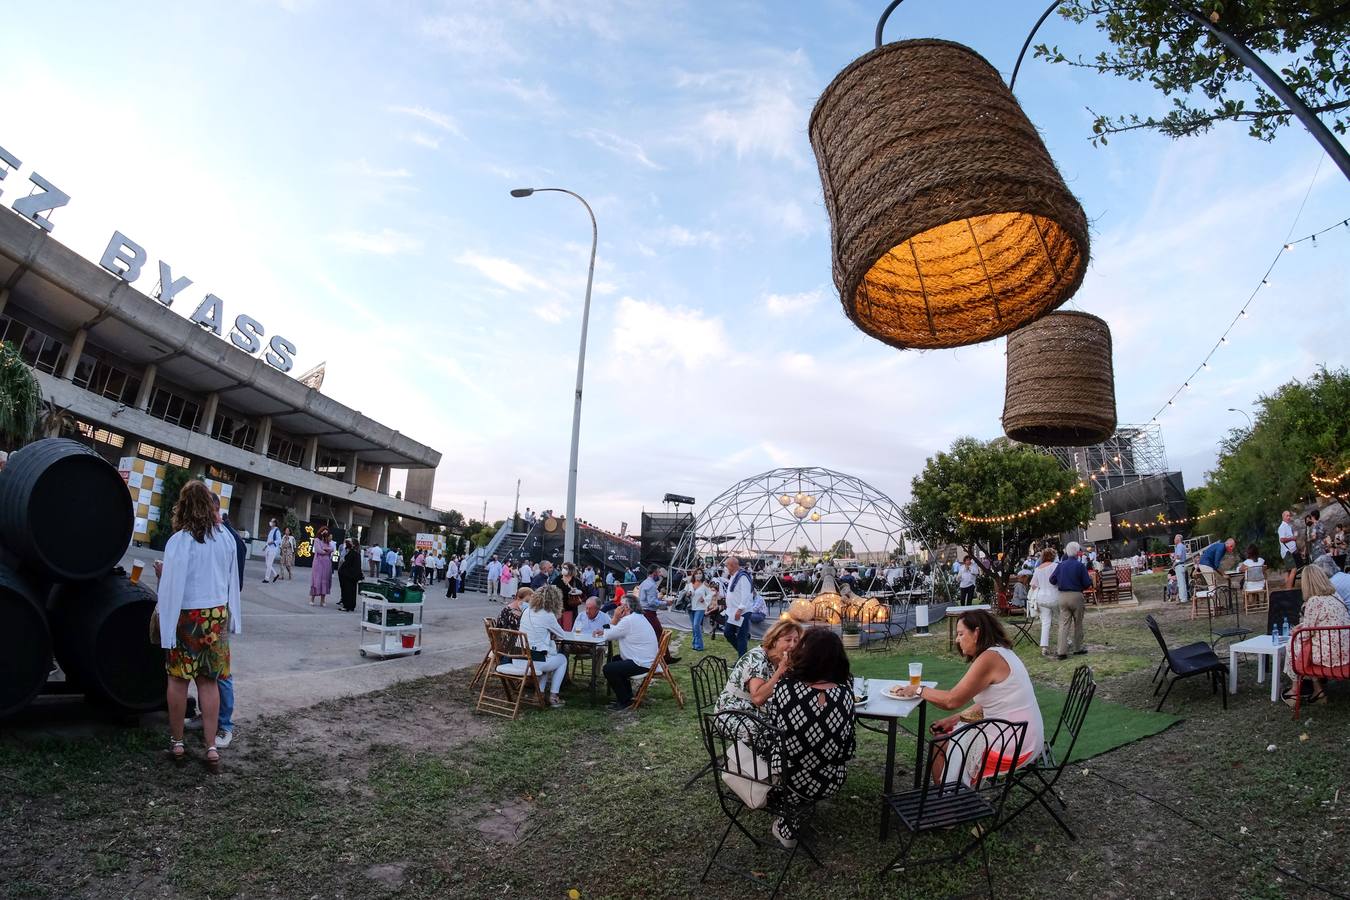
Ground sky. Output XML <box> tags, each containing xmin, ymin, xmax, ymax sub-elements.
<box><xmin>1</xmin><ymin>0</ymin><xmax>1346</xmax><ymax>532</ymax></box>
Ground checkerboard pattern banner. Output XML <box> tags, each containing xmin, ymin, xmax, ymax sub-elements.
<box><xmin>117</xmin><ymin>457</ymin><xmax>232</xmax><ymax>542</ymax></box>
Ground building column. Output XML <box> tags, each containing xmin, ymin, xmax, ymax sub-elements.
<box><xmin>199</xmin><ymin>392</ymin><xmax>219</xmax><ymax>436</ymax></box>
<box><xmin>255</xmin><ymin>416</ymin><xmax>273</xmax><ymax>457</ymax></box>
<box><xmin>234</xmin><ymin>477</ymin><xmax>263</xmax><ymax>540</ymax></box>
<box><xmin>371</xmin><ymin>510</ymin><xmax>390</xmax><ymax>547</ymax></box>
<box><xmin>295</xmin><ymin>490</ymin><xmax>313</xmax><ymax>521</ymax></box>
<box><xmin>303</xmin><ymin>436</ymin><xmax>319</xmax><ymax>472</ymax></box>
<box><xmin>336</xmin><ymin>501</ymin><xmax>355</xmax><ymax>533</ymax></box>
<box><xmin>0</xmin><ymin>287</ymin><xmax>9</xmax><ymax>318</ymax></box>
<box><xmin>134</xmin><ymin>363</ymin><xmax>157</xmax><ymax>411</ymax></box>
<box><xmin>346</xmin><ymin>451</ymin><xmax>359</xmax><ymax>485</ymax></box>
<box><xmin>61</xmin><ymin>328</ymin><xmax>87</xmax><ymax>380</ymax></box>
<box><xmin>377</xmin><ymin>465</ymin><xmax>391</xmax><ymax>495</ymax></box>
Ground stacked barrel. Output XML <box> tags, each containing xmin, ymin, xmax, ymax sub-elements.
<box><xmin>0</xmin><ymin>438</ymin><xmax>161</xmax><ymax>719</ymax></box>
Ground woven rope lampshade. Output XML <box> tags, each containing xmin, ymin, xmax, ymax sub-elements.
<box><xmin>809</xmin><ymin>39</ymin><xmax>1090</xmax><ymax>350</ymax></box>
<box><xmin>1002</xmin><ymin>311</ymin><xmax>1116</xmax><ymax>446</ymax></box>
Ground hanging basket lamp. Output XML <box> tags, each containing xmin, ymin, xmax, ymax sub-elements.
<box><xmin>809</xmin><ymin>38</ymin><xmax>1090</xmax><ymax>350</ymax></box>
<box><xmin>1002</xmin><ymin>310</ymin><xmax>1116</xmax><ymax>446</ymax></box>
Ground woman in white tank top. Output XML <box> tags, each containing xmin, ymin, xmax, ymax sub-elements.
<box><xmin>889</xmin><ymin>609</ymin><xmax>1045</xmax><ymax>785</ymax></box>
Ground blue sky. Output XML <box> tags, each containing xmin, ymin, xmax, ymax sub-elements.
<box><xmin>2</xmin><ymin>0</ymin><xmax>1346</xmax><ymax>529</ymax></box>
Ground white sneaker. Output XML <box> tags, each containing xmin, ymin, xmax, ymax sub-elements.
<box><xmin>771</xmin><ymin>818</ymin><xmax>797</xmax><ymax>849</ymax></box>
<box><xmin>215</xmin><ymin>730</ymin><xmax>234</xmax><ymax>749</ymax></box>
<box><xmin>184</xmin><ymin>715</ymin><xmax>203</xmax><ymax>731</ymax></box>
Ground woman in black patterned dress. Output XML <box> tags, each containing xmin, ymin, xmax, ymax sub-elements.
<box><xmin>768</xmin><ymin>628</ymin><xmax>856</xmax><ymax>848</ymax></box>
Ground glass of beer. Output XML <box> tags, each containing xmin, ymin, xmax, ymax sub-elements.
<box><xmin>908</xmin><ymin>662</ymin><xmax>923</xmax><ymax>687</ymax></box>
<box><xmin>130</xmin><ymin>559</ymin><xmax>146</xmax><ymax>584</ymax></box>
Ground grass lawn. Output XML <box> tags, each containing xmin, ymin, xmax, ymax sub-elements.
<box><xmin>1</xmin><ymin>601</ymin><xmax>1347</xmax><ymax>900</ymax></box>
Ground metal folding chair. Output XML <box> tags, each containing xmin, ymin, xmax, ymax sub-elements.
<box><xmin>685</xmin><ymin>656</ymin><xmax>731</xmax><ymax>789</ymax></box>
<box><xmin>879</xmin><ymin>718</ymin><xmax>1029</xmax><ymax>896</ymax></box>
<box><xmin>1004</xmin><ymin>666</ymin><xmax>1096</xmax><ymax>839</ymax></box>
<box><xmin>1146</xmin><ymin>615</ymin><xmax>1228</xmax><ymax>712</ymax></box>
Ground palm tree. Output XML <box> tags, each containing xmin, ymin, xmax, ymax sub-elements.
<box><xmin>796</xmin><ymin>545</ymin><xmax>810</xmax><ymax>563</ymax></box>
<box><xmin>0</xmin><ymin>342</ymin><xmax>40</xmax><ymax>449</ymax></box>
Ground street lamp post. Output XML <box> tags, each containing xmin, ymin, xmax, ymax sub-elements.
<box><xmin>1227</xmin><ymin>407</ymin><xmax>1253</xmax><ymax>428</ymax></box>
<box><xmin>510</xmin><ymin>187</ymin><xmax>597</xmax><ymax>566</ymax></box>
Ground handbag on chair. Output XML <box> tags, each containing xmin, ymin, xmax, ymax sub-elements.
<box><xmin>722</xmin><ymin>740</ymin><xmax>775</xmax><ymax>809</ymax></box>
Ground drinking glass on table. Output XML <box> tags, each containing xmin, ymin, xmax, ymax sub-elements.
<box><xmin>908</xmin><ymin>662</ymin><xmax>923</xmax><ymax>687</ymax></box>
<box><xmin>129</xmin><ymin>559</ymin><xmax>146</xmax><ymax>584</ymax></box>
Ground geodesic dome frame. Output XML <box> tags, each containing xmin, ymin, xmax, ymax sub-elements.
<box><xmin>671</xmin><ymin>466</ymin><xmax>932</xmax><ymax>571</ymax></box>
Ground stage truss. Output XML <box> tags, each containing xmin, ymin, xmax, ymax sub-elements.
<box><xmin>1041</xmin><ymin>424</ymin><xmax>1169</xmax><ymax>493</ymax></box>
<box><xmin>671</xmin><ymin>467</ymin><xmax>930</xmax><ymax>571</ymax></box>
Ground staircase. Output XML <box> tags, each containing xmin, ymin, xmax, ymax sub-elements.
<box><xmin>463</xmin><ymin>530</ymin><xmax>527</xmax><ymax>594</ymax></box>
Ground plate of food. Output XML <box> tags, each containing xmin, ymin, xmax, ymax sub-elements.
<box><xmin>884</xmin><ymin>684</ymin><xmax>915</xmax><ymax>699</ymax></box>
<box><xmin>853</xmin><ymin>692</ymin><xmax>869</xmax><ymax>706</ymax></box>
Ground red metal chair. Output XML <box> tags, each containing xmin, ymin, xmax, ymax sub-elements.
<box><xmin>1288</xmin><ymin>624</ymin><xmax>1350</xmax><ymax>718</ymax></box>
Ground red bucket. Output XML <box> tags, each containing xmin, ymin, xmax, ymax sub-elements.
<box><xmin>401</xmin><ymin>634</ymin><xmax>416</xmax><ymax>649</ymax></box>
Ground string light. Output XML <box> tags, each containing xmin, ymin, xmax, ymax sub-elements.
<box><xmin>1145</xmin><ymin>216</ymin><xmax>1348</xmax><ymax>424</ymax></box>
<box><xmin>956</xmin><ymin>482</ymin><xmax>1090</xmax><ymax>525</ymax></box>
<box><xmin>1115</xmin><ymin>509</ymin><xmax>1223</xmax><ymax>531</ymax></box>
<box><xmin>1311</xmin><ymin>462</ymin><xmax>1350</xmax><ymax>486</ymax></box>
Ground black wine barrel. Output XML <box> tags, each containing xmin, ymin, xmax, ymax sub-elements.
<box><xmin>0</xmin><ymin>564</ymin><xmax>51</xmax><ymax>719</ymax></box>
<box><xmin>50</xmin><ymin>570</ymin><xmax>163</xmax><ymax>713</ymax></box>
<box><xmin>0</xmin><ymin>438</ymin><xmax>134</xmax><ymax>581</ymax></box>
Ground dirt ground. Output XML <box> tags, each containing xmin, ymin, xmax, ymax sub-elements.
<box><xmin>2</xmin><ymin>600</ymin><xmax>1348</xmax><ymax>900</ymax></box>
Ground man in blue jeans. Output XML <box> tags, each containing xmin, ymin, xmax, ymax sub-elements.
<box><xmin>722</xmin><ymin>556</ymin><xmax>753</xmax><ymax>657</ymax></box>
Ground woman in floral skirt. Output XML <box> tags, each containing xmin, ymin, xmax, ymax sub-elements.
<box><xmin>156</xmin><ymin>480</ymin><xmax>241</xmax><ymax>770</ymax></box>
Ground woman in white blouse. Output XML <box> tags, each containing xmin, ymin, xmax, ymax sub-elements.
<box><xmin>517</xmin><ymin>585</ymin><xmax>570</xmax><ymax>708</ymax></box>
<box><xmin>1028</xmin><ymin>548</ymin><xmax>1060</xmax><ymax>657</ymax></box>
<box><xmin>156</xmin><ymin>480</ymin><xmax>241</xmax><ymax>769</ymax></box>
<box><xmin>685</xmin><ymin>570</ymin><xmax>713</xmax><ymax>652</ymax></box>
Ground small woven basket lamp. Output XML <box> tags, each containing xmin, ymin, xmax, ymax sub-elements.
<box><xmin>1002</xmin><ymin>311</ymin><xmax>1116</xmax><ymax>446</ymax></box>
<box><xmin>809</xmin><ymin>39</ymin><xmax>1090</xmax><ymax>350</ymax></box>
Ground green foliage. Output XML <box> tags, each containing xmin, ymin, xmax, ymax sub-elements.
<box><xmin>283</xmin><ymin>507</ymin><xmax>300</xmax><ymax>536</ymax></box>
<box><xmin>149</xmin><ymin>465</ymin><xmax>192</xmax><ymax>550</ymax></box>
<box><xmin>796</xmin><ymin>545</ymin><xmax>811</xmax><ymax>563</ymax></box>
<box><xmin>829</xmin><ymin>539</ymin><xmax>855</xmax><ymax>558</ymax></box>
<box><xmin>1185</xmin><ymin>485</ymin><xmax>1211</xmax><ymax>520</ymax></box>
<box><xmin>1037</xmin><ymin>1</ymin><xmax>1350</xmax><ymax>143</ymax></box>
<box><xmin>0</xmin><ymin>341</ymin><xmax>40</xmax><ymax>449</ymax></box>
<box><xmin>1207</xmin><ymin>367</ymin><xmax>1350</xmax><ymax>559</ymax></box>
<box><xmin>442</xmin><ymin>508</ymin><xmax>466</xmax><ymax>530</ymax></box>
<box><xmin>904</xmin><ymin>437</ymin><xmax>1093</xmax><ymax>563</ymax></box>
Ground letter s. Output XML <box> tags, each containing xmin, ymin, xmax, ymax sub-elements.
<box><xmin>230</xmin><ymin>314</ymin><xmax>264</xmax><ymax>354</ymax></box>
<box><xmin>265</xmin><ymin>334</ymin><xmax>296</xmax><ymax>373</ymax></box>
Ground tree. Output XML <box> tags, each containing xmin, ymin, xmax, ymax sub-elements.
<box><xmin>1207</xmin><ymin>366</ymin><xmax>1350</xmax><ymax>558</ymax></box>
<box><xmin>1036</xmin><ymin>2</ymin><xmax>1350</xmax><ymax>143</ymax></box>
<box><xmin>829</xmin><ymin>539</ymin><xmax>855</xmax><ymax>558</ymax></box>
<box><xmin>904</xmin><ymin>437</ymin><xmax>1094</xmax><ymax>567</ymax></box>
<box><xmin>1185</xmin><ymin>485</ymin><xmax>1211</xmax><ymax>520</ymax></box>
<box><xmin>442</xmin><ymin>508</ymin><xmax>466</xmax><ymax>530</ymax></box>
<box><xmin>796</xmin><ymin>545</ymin><xmax>811</xmax><ymax>563</ymax></box>
<box><xmin>0</xmin><ymin>342</ymin><xmax>39</xmax><ymax>449</ymax></box>
<box><xmin>149</xmin><ymin>466</ymin><xmax>191</xmax><ymax>550</ymax></box>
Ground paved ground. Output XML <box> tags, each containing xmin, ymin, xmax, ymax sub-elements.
<box><xmin>110</xmin><ymin>548</ymin><xmax>499</xmax><ymax>724</ymax></box>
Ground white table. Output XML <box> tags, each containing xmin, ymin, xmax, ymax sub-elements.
<box><xmin>854</xmin><ymin>677</ymin><xmax>938</xmax><ymax>839</ymax></box>
<box><xmin>1228</xmin><ymin>634</ymin><xmax>1287</xmax><ymax>702</ymax></box>
<box><xmin>944</xmin><ymin>604</ymin><xmax>992</xmax><ymax>650</ymax></box>
<box><xmin>556</xmin><ymin>630</ymin><xmax>611</xmax><ymax>704</ymax></box>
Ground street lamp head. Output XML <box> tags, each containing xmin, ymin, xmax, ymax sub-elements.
<box><xmin>509</xmin><ymin>188</ymin><xmax>535</xmax><ymax>198</ymax></box>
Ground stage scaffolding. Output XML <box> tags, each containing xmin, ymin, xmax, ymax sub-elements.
<box><xmin>1040</xmin><ymin>424</ymin><xmax>1169</xmax><ymax>494</ymax></box>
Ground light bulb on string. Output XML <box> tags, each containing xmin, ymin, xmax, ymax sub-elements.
<box><xmin>1240</xmin><ymin>309</ymin><xmax>1248</xmax><ymax>318</ymax></box>
<box><xmin>1284</xmin><ymin>243</ymin><xmax>1293</xmax><ymax>251</ymax></box>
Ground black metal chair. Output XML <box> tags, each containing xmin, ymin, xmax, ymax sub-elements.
<box><xmin>685</xmin><ymin>656</ymin><xmax>731</xmax><ymax>789</ymax></box>
<box><xmin>1145</xmin><ymin>615</ymin><xmax>1228</xmax><ymax>712</ymax></box>
<box><xmin>700</xmin><ymin>710</ymin><xmax>822</xmax><ymax>898</ymax></box>
<box><xmin>1199</xmin><ymin>570</ymin><xmax>1251</xmax><ymax>649</ymax></box>
<box><xmin>1003</xmin><ymin>665</ymin><xmax>1096</xmax><ymax>839</ymax></box>
<box><xmin>879</xmin><ymin>718</ymin><xmax>1028</xmax><ymax>897</ymax></box>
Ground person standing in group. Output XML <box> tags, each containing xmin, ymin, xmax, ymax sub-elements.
<box><xmin>156</xmin><ymin>480</ymin><xmax>241</xmax><ymax>770</ymax></box>
<box><xmin>1196</xmin><ymin>538</ymin><xmax>1236</xmax><ymax>594</ymax></box>
<box><xmin>956</xmin><ymin>555</ymin><xmax>979</xmax><ymax>604</ymax></box>
<box><xmin>412</xmin><ymin>550</ymin><xmax>425</xmax><ymax>586</ymax></box>
<box><xmin>486</xmin><ymin>555</ymin><xmax>503</xmax><ymax>599</ymax></box>
<box><xmin>1028</xmin><ymin>548</ymin><xmax>1060</xmax><ymax>657</ymax></box>
<box><xmin>500</xmin><ymin>560</ymin><xmax>515</xmax><ymax>597</ymax></box>
<box><xmin>263</xmin><ymin>518</ymin><xmax>282</xmax><ymax>583</ymax></box>
<box><xmin>1049</xmin><ymin>542</ymin><xmax>1091</xmax><ymax>660</ymax></box>
<box><xmin>531</xmin><ymin>560</ymin><xmax>556</xmax><ymax>590</ymax></box>
<box><xmin>445</xmin><ymin>555</ymin><xmax>460</xmax><ymax>599</ymax></box>
<box><xmin>366</xmin><ymin>543</ymin><xmax>381</xmax><ymax>578</ymax></box>
<box><xmin>384</xmin><ymin>546</ymin><xmax>398</xmax><ymax>579</ymax></box>
<box><xmin>582</xmin><ymin>564</ymin><xmax>596</xmax><ymax>591</ymax></box>
<box><xmin>1278</xmin><ymin>510</ymin><xmax>1301</xmax><ymax>588</ymax></box>
<box><xmin>685</xmin><ymin>570</ymin><xmax>713</xmax><ymax>652</ymax></box>
<box><xmin>722</xmin><ymin>556</ymin><xmax>753</xmax><ymax>658</ymax></box>
<box><xmin>278</xmin><ymin>527</ymin><xmax>296</xmax><ymax>580</ymax></box>
<box><xmin>1171</xmin><ymin>534</ymin><xmax>1189</xmax><ymax>606</ymax></box>
<box><xmin>1333</xmin><ymin>523</ymin><xmax>1347</xmax><ymax>572</ymax></box>
<box><xmin>519</xmin><ymin>559</ymin><xmax>534</xmax><ymax>588</ymax></box>
<box><xmin>1306</xmin><ymin>509</ymin><xmax>1327</xmax><ymax>561</ymax></box>
<box><xmin>337</xmin><ymin>538</ymin><xmax>362</xmax><ymax>611</ymax></box>
<box><xmin>310</xmin><ymin>528</ymin><xmax>335</xmax><ymax>607</ymax></box>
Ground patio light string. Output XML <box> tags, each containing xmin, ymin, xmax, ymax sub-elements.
<box><xmin>1146</xmin><ymin>214</ymin><xmax>1350</xmax><ymax>426</ymax></box>
<box><xmin>955</xmin><ymin>481</ymin><xmax>1090</xmax><ymax>524</ymax></box>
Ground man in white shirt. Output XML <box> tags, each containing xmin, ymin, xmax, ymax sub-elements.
<box><xmin>956</xmin><ymin>556</ymin><xmax>979</xmax><ymax>603</ymax></box>
<box><xmin>445</xmin><ymin>555</ymin><xmax>460</xmax><ymax>599</ymax></box>
<box><xmin>1278</xmin><ymin>510</ymin><xmax>1300</xmax><ymax>565</ymax></box>
<box><xmin>572</xmin><ymin>597</ymin><xmax>607</xmax><ymax>635</ymax></box>
<box><xmin>582</xmin><ymin>565</ymin><xmax>596</xmax><ymax>588</ymax></box>
<box><xmin>722</xmin><ymin>556</ymin><xmax>753</xmax><ymax>658</ymax></box>
<box><xmin>1172</xmin><ymin>534</ymin><xmax>1189</xmax><ymax>605</ymax></box>
<box><xmin>384</xmin><ymin>547</ymin><xmax>399</xmax><ymax>578</ymax></box>
<box><xmin>366</xmin><ymin>544</ymin><xmax>382</xmax><ymax>578</ymax></box>
<box><xmin>519</xmin><ymin>560</ymin><xmax>534</xmax><ymax>586</ymax></box>
<box><xmin>601</xmin><ymin>594</ymin><xmax>659</xmax><ymax>710</ymax></box>
<box><xmin>486</xmin><ymin>555</ymin><xmax>503</xmax><ymax>598</ymax></box>
<box><xmin>263</xmin><ymin>518</ymin><xmax>281</xmax><ymax>583</ymax></box>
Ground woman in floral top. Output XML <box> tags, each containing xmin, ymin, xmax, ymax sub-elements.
<box><xmin>1283</xmin><ymin>565</ymin><xmax>1350</xmax><ymax>705</ymax></box>
<box><xmin>713</xmin><ymin>619</ymin><xmax>802</xmax><ymax>719</ymax></box>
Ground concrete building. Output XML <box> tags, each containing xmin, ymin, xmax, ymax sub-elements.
<box><xmin>0</xmin><ymin>206</ymin><xmax>442</xmax><ymax>544</ymax></box>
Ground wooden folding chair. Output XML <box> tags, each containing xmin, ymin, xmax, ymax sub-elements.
<box><xmin>475</xmin><ymin>627</ymin><xmax>546</xmax><ymax>719</ymax></box>
<box><xmin>1241</xmin><ymin>563</ymin><xmax>1269</xmax><ymax>613</ymax></box>
<box><xmin>469</xmin><ymin>617</ymin><xmax>496</xmax><ymax>691</ymax></box>
<box><xmin>630</xmin><ymin>631</ymin><xmax>686</xmax><ymax>710</ymax></box>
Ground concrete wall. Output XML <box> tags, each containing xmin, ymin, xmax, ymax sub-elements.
<box><xmin>405</xmin><ymin>467</ymin><xmax>436</xmax><ymax>507</ymax></box>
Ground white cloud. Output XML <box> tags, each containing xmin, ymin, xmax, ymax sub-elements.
<box><xmin>764</xmin><ymin>289</ymin><xmax>823</xmax><ymax>316</ymax></box>
<box><xmin>388</xmin><ymin>104</ymin><xmax>462</xmax><ymax>137</ymax></box>
<box><xmin>580</xmin><ymin>129</ymin><xmax>662</xmax><ymax>170</ymax></box>
<box><xmin>335</xmin><ymin>159</ymin><xmax>412</xmax><ymax>179</ymax></box>
<box><xmin>654</xmin><ymin>224</ymin><xmax>722</xmax><ymax>248</ymax></box>
<box><xmin>609</xmin><ymin>296</ymin><xmax>728</xmax><ymax>367</ymax></box>
<box><xmin>327</xmin><ymin>228</ymin><xmax>423</xmax><ymax>255</ymax></box>
<box><xmin>496</xmin><ymin>78</ymin><xmax>556</xmax><ymax>106</ymax></box>
<box><xmin>673</xmin><ymin>52</ymin><xmax>813</xmax><ymax>166</ymax></box>
<box><xmin>420</xmin><ymin>13</ymin><xmax>520</xmax><ymax>61</ymax></box>
<box><xmin>405</xmin><ymin>131</ymin><xmax>442</xmax><ymax>150</ymax></box>
<box><xmin>455</xmin><ymin>251</ymin><xmax>549</xmax><ymax>292</ymax></box>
